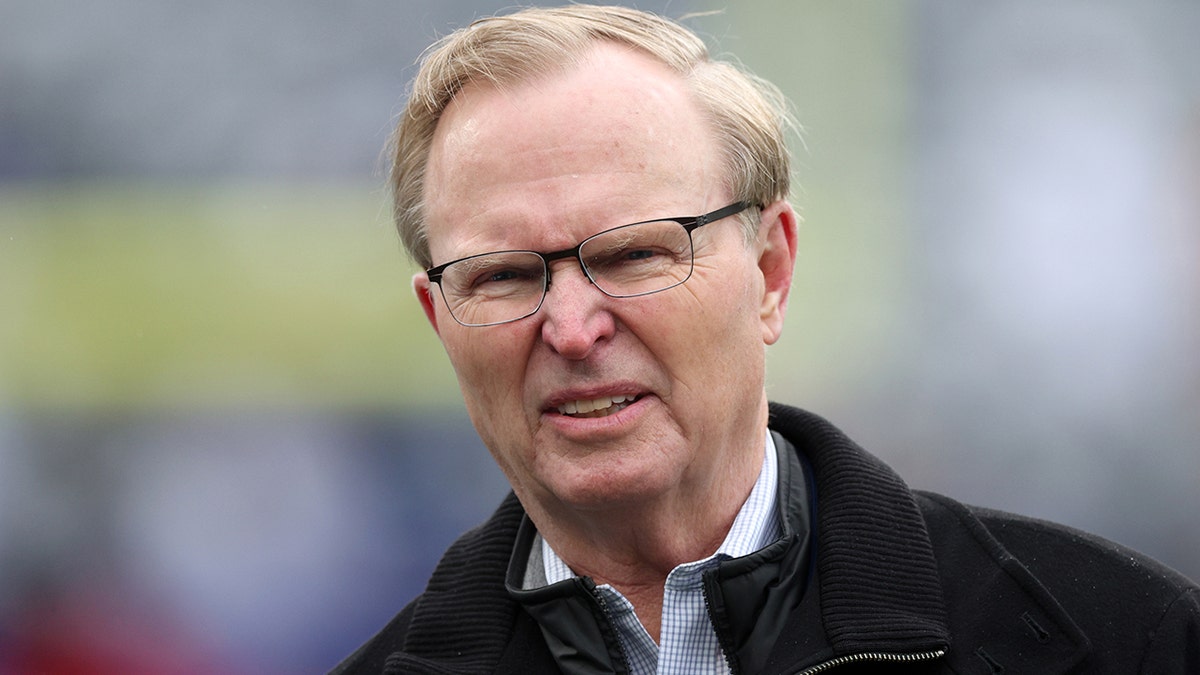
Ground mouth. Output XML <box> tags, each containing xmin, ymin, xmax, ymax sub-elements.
<box><xmin>554</xmin><ymin>394</ymin><xmax>641</xmax><ymax>419</ymax></box>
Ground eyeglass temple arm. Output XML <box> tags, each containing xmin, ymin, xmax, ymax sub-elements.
<box><xmin>682</xmin><ymin>201</ymin><xmax>754</xmax><ymax>233</ymax></box>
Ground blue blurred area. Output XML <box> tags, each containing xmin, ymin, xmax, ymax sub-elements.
<box><xmin>0</xmin><ymin>407</ymin><xmax>507</xmax><ymax>672</ymax></box>
<box><xmin>2</xmin><ymin>1</ymin><xmax>1198</xmax><ymax>673</ymax></box>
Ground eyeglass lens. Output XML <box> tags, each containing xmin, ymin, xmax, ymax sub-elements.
<box><xmin>438</xmin><ymin>218</ymin><xmax>695</xmax><ymax>326</ymax></box>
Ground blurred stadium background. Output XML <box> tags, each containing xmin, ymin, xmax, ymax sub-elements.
<box><xmin>2</xmin><ymin>1</ymin><xmax>1197</xmax><ymax>672</ymax></box>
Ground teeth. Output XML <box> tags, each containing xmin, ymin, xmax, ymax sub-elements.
<box><xmin>557</xmin><ymin>394</ymin><xmax>634</xmax><ymax>417</ymax></box>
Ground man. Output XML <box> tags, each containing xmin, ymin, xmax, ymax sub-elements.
<box><xmin>335</xmin><ymin>5</ymin><xmax>1199</xmax><ymax>673</ymax></box>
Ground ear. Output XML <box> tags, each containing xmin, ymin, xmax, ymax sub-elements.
<box><xmin>756</xmin><ymin>200</ymin><xmax>799</xmax><ymax>345</ymax></box>
<box><xmin>413</xmin><ymin>272</ymin><xmax>441</xmax><ymax>335</ymax></box>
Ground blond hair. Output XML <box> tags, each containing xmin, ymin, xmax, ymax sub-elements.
<box><xmin>392</xmin><ymin>4</ymin><xmax>794</xmax><ymax>268</ymax></box>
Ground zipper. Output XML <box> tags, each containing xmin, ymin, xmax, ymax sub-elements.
<box><xmin>701</xmin><ymin>571</ymin><xmax>740</xmax><ymax>675</ymax></box>
<box><xmin>794</xmin><ymin>649</ymin><xmax>947</xmax><ymax>675</ymax></box>
<box><xmin>588</xmin><ymin>585</ymin><xmax>635</xmax><ymax>674</ymax></box>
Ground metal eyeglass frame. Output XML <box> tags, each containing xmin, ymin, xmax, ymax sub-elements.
<box><xmin>424</xmin><ymin>201</ymin><xmax>753</xmax><ymax>326</ymax></box>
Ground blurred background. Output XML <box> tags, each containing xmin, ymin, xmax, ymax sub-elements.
<box><xmin>1</xmin><ymin>0</ymin><xmax>1197</xmax><ymax>672</ymax></box>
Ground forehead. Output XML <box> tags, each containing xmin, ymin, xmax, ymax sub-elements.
<box><xmin>422</xmin><ymin>44</ymin><xmax>721</xmax><ymax>259</ymax></box>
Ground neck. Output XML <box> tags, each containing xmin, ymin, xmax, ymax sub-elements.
<box><xmin>527</xmin><ymin>429</ymin><xmax>767</xmax><ymax>642</ymax></box>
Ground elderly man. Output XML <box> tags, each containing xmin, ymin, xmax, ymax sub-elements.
<box><xmin>334</xmin><ymin>5</ymin><xmax>1199</xmax><ymax>674</ymax></box>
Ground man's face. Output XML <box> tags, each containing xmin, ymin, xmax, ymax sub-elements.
<box><xmin>415</xmin><ymin>44</ymin><xmax>795</xmax><ymax>518</ymax></box>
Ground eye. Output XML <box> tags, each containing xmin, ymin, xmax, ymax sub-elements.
<box><xmin>624</xmin><ymin>249</ymin><xmax>658</xmax><ymax>261</ymax></box>
<box><xmin>482</xmin><ymin>269</ymin><xmax>521</xmax><ymax>284</ymax></box>
<box><xmin>471</xmin><ymin>266</ymin><xmax>537</xmax><ymax>289</ymax></box>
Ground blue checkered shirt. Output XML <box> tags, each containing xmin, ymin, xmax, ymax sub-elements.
<box><xmin>540</xmin><ymin>433</ymin><xmax>782</xmax><ymax>674</ymax></box>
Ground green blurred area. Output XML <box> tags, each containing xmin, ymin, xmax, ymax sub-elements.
<box><xmin>0</xmin><ymin>173</ymin><xmax>897</xmax><ymax>413</ymax></box>
<box><xmin>720</xmin><ymin>1</ymin><xmax>913</xmax><ymax>405</ymax></box>
<box><xmin>0</xmin><ymin>182</ymin><xmax>457</xmax><ymax>410</ymax></box>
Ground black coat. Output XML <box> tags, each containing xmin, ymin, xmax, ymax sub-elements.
<box><xmin>332</xmin><ymin>404</ymin><xmax>1200</xmax><ymax>674</ymax></box>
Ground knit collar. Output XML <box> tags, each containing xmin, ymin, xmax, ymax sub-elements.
<box><xmin>767</xmin><ymin>403</ymin><xmax>951</xmax><ymax>656</ymax></box>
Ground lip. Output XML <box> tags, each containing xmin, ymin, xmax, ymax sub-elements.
<box><xmin>542</xmin><ymin>395</ymin><xmax>652</xmax><ymax>438</ymax></box>
<box><xmin>541</xmin><ymin>382</ymin><xmax>648</xmax><ymax>412</ymax></box>
<box><xmin>539</xmin><ymin>385</ymin><xmax>653</xmax><ymax>437</ymax></box>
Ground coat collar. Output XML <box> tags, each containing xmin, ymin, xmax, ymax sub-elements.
<box><xmin>767</xmin><ymin>403</ymin><xmax>952</xmax><ymax>656</ymax></box>
<box><xmin>767</xmin><ymin>403</ymin><xmax>1089</xmax><ymax>673</ymax></box>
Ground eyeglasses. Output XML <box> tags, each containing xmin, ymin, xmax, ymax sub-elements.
<box><xmin>425</xmin><ymin>201</ymin><xmax>752</xmax><ymax>327</ymax></box>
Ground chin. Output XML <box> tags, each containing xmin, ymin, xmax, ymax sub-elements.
<box><xmin>543</xmin><ymin>461</ymin><xmax>679</xmax><ymax>511</ymax></box>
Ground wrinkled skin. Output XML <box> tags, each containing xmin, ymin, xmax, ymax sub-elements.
<box><xmin>414</xmin><ymin>44</ymin><xmax>798</xmax><ymax>608</ymax></box>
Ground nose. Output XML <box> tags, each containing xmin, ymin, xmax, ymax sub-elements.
<box><xmin>538</xmin><ymin>258</ymin><xmax>615</xmax><ymax>360</ymax></box>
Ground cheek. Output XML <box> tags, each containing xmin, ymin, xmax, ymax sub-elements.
<box><xmin>686</xmin><ymin>269</ymin><xmax>767</xmax><ymax>372</ymax></box>
<box><xmin>442</xmin><ymin>330</ymin><xmax>534</xmax><ymax>470</ymax></box>
<box><xmin>443</xmin><ymin>327</ymin><xmax>530</xmax><ymax>406</ymax></box>
<box><xmin>637</xmin><ymin>279</ymin><xmax>760</xmax><ymax>377</ymax></box>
